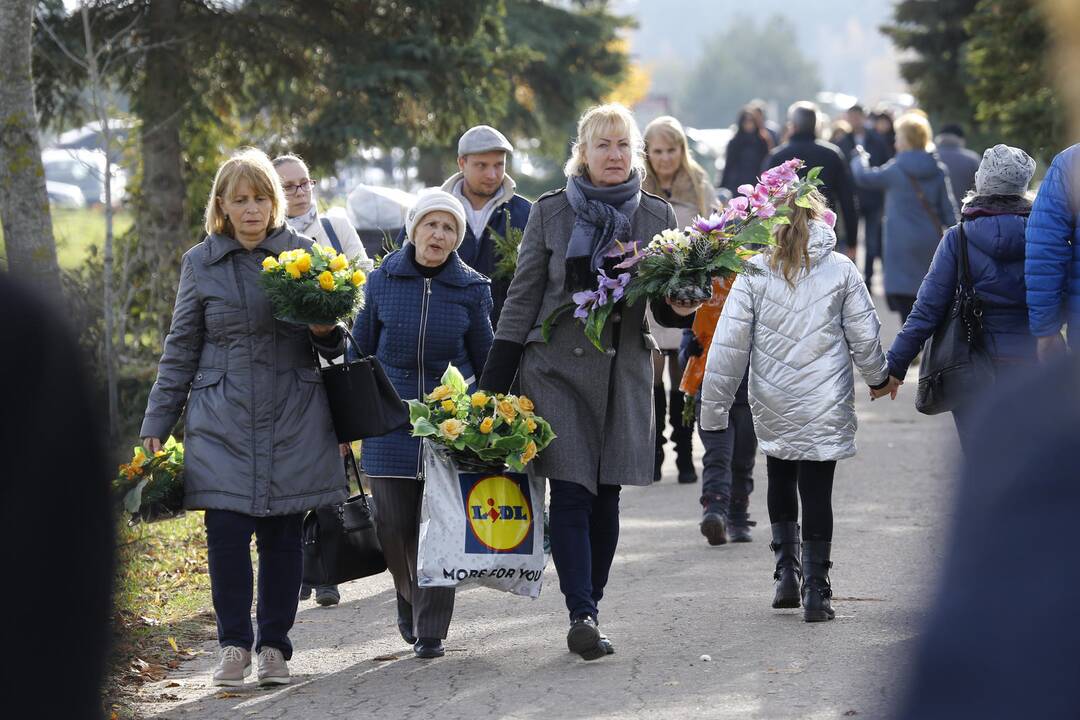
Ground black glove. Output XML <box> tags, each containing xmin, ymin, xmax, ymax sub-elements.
<box><xmin>478</xmin><ymin>339</ymin><xmax>524</xmax><ymax>394</ymax></box>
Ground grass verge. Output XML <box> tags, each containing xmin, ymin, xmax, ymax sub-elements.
<box><xmin>105</xmin><ymin>511</ymin><xmax>216</xmax><ymax>719</ymax></box>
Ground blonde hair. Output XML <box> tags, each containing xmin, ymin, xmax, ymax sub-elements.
<box><xmin>643</xmin><ymin>115</ymin><xmax>714</xmax><ymax>215</ymax></box>
<box><xmin>770</xmin><ymin>188</ymin><xmax>830</xmax><ymax>288</ymax></box>
<box><xmin>563</xmin><ymin>103</ymin><xmax>646</xmax><ymax>180</ymax></box>
<box><xmin>204</xmin><ymin>148</ymin><xmax>287</xmax><ymax>237</ymax></box>
<box><xmin>895</xmin><ymin>112</ymin><xmax>933</xmax><ymax>151</ymax></box>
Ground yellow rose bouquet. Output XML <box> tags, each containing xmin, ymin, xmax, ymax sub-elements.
<box><xmin>113</xmin><ymin>436</ymin><xmax>185</xmax><ymax>525</ymax></box>
<box><xmin>408</xmin><ymin>365</ymin><xmax>556</xmax><ymax>472</ymax></box>
<box><xmin>259</xmin><ymin>242</ymin><xmax>367</xmax><ymax>324</ymax></box>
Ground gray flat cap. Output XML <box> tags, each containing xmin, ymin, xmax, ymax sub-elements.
<box><xmin>458</xmin><ymin>125</ymin><xmax>513</xmax><ymax>156</ymax></box>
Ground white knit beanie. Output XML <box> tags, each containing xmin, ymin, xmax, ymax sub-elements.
<box><xmin>974</xmin><ymin>144</ymin><xmax>1036</xmax><ymax>196</ymax></box>
<box><xmin>405</xmin><ymin>188</ymin><xmax>467</xmax><ymax>249</ymax></box>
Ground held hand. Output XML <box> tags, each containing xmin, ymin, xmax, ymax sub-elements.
<box><xmin>666</xmin><ymin>297</ymin><xmax>702</xmax><ymax>317</ymax></box>
<box><xmin>1037</xmin><ymin>333</ymin><xmax>1067</xmax><ymax>363</ymax></box>
<box><xmin>142</xmin><ymin>437</ymin><xmax>163</xmax><ymax>454</ymax></box>
<box><xmin>339</xmin><ymin>443</ymin><xmax>350</xmax><ymax>458</ymax></box>
<box><xmin>869</xmin><ymin>376</ymin><xmax>902</xmax><ymax>401</ymax></box>
<box><xmin>309</xmin><ymin>323</ymin><xmax>337</xmax><ymax>338</ymax></box>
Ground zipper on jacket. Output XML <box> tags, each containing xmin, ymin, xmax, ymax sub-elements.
<box><xmin>230</xmin><ymin>254</ymin><xmax>267</xmax><ymax>515</ymax></box>
<box><xmin>415</xmin><ymin>278</ymin><xmax>433</xmax><ymax>479</ymax></box>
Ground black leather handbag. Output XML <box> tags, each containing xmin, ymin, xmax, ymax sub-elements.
<box><xmin>915</xmin><ymin>221</ymin><xmax>995</xmax><ymax>415</ymax></box>
<box><xmin>319</xmin><ymin>327</ymin><xmax>409</xmax><ymax>442</ymax></box>
<box><xmin>302</xmin><ymin>449</ymin><xmax>387</xmax><ymax>586</ymax></box>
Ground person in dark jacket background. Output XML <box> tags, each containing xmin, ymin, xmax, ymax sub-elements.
<box><xmin>934</xmin><ymin>124</ymin><xmax>981</xmax><ymax>203</ymax></box>
<box><xmin>895</xmin><ymin>356</ymin><xmax>1078</xmax><ymax>720</ymax></box>
<box><xmin>397</xmin><ymin>125</ymin><xmax>530</xmax><ymax>327</ymax></box>
<box><xmin>352</xmin><ymin>188</ymin><xmax>494</xmax><ymax>660</ymax></box>
<box><xmin>885</xmin><ymin>144</ymin><xmax>1038</xmax><ymax>453</ymax></box>
<box><xmin>720</xmin><ymin>106</ymin><xmax>774</xmax><ymax>198</ymax></box>
<box><xmin>851</xmin><ymin>112</ymin><xmax>958</xmax><ymax>322</ymax></box>
<box><xmin>764</xmin><ymin>101</ymin><xmax>859</xmax><ymax>259</ymax></box>
<box><xmin>1025</xmin><ymin>142</ymin><xmax>1080</xmax><ymax>360</ymax></box>
<box><xmin>837</xmin><ymin>103</ymin><xmax>892</xmax><ymax>285</ymax></box>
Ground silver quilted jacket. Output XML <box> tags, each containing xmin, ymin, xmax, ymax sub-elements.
<box><xmin>700</xmin><ymin>220</ymin><xmax>889</xmax><ymax>461</ymax></box>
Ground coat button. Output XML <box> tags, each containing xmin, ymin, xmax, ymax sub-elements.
<box><xmin>572</xmin><ymin>347</ymin><xmax>584</xmax><ymax>357</ymax></box>
<box><xmin>196</xmin><ymin>373</ymin><xmax>203</xmax><ymax>380</ymax></box>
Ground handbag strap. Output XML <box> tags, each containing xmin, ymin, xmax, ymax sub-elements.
<box><xmin>343</xmin><ymin>444</ymin><xmax>371</xmax><ymax>501</ymax></box>
<box><xmin>956</xmin><ymin>220</ymin><xmax>974</xmax><ymax>290</ymax></box>
<box><xmin>314</xmin><ymin>323</ymin><xmax>376</xmax><ymax>368</ymax></box>
<box><xmin>901</xmin><ymin>167</ymin><xmax>944</xmax><ymax>233</ymax></box>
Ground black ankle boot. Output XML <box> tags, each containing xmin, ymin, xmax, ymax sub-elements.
<box><xmin>770</xmin><ymin>522</ymin><xmax>801</xmax><ymax>609</ymax></box>
<box><xmin>567</xmin><ymin>615</ymin><xmax>605</xmax><ymax>661</ymax></box>
<box><xmin>396</xmin><ymin>592</ymin><xmax>416</xmax><ymax>645</ymax></box>
<box><xmin>801</xmin><ymin>541</ymin><xmax>835</xmax><ymax>622</ymax></box>
<box><xmin>653</xmin><ymin>385</ymin><xmax>666</xmax><ymax>482</ymax></box>
<box><xmin>414</xmin><ymin>637</ymin><xmax>444</xmax><ymax>658</ymax></box>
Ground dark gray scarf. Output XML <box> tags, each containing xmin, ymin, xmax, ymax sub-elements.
<box><xmin>564</xmin><ymin>170</ymin><xmax>642</xmax><ymax>292</ymax></box>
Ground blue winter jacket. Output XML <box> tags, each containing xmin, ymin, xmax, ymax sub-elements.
<box><xmin>851</xmin><ymin>150</ymin><xmax>958</xmax><ymax>297</ymax></box>
<box><xmin>1026</xmin><ymin>143</ymin><xmax>1080</xmax><ymax>338</ymax></box>
<box><xmin>350</xmin><ymin>245</ymin><xmax>494</xmax><ymax>477</ymax></box>
<box><xmin>887</xmin><ymin>204</ymin><xmax>1036</xmax><ymax>380</ymax></box>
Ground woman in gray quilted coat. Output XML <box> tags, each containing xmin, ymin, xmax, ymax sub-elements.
<box><xmin>700</xmin><ymin>189</ymin><xmax>899</xmax><ymax>622</ymax></box>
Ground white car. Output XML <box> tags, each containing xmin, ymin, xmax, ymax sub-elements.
<box><xmin>46</xmin><ymin>180</ymin><xmax>86</xmax><ymax>209</ymax></box>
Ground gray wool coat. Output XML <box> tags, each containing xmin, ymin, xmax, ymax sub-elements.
<box><xmin>493</xmin><ymin>188</ymin><xmax>679</xmax><ymax>492</ymax></box>
<box><xmin>140</xmin><ymin>225</ymin><xmax>347</xmax><ymax>517</ymax></box>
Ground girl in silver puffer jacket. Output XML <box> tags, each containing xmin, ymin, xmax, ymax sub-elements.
<box><xmin>701</xmin><ymin>189</ymin><xmax>898</xmax><ymax>622</ymax></box>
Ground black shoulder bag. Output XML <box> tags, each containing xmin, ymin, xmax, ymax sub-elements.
<box><xmin>301</xmin><ymin>447</ymin><xmax>387</xmax><ymax>586</ymax></box>
<box><xmin>319</xmin><ymin>328</ymin><xmax>410</xmax><ymax>442</ymax></box>
<box><xmin>915</xmin><ymin>220</ymin><xmax>995</xmax><ymax>415</ymax></box>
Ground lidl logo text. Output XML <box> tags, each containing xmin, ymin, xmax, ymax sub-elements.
<box><xmin>458</xmin><ymin>472</ymin><xmax>535</xmax><ymax>555</ymax></box>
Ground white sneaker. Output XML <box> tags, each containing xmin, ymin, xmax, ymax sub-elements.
<box><xmin>211</xmin><ymin>646</ymin><xmax>251</xmax><ymax>686</ymax></box>
<box><xmin>257</xmin><ymin>647</ymin><xmax>290</xmax><ymax>686</ymax></box>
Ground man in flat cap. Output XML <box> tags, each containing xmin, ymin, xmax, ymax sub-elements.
<box><xmin>402</xmin><ymin>125</ymin><xmax>531</xmax><ymax>325</ymax></box>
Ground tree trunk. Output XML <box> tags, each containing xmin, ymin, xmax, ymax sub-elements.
<box><xmin>139</xmin><ymin>0</ymin><xmax>187</xmax><ymax>257</ymax></box>
<box><xmin>0</xmin><ymin>0</ymin><xmax>60</xmax><ymax>293</ymax></box>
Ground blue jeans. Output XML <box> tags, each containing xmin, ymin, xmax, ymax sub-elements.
<box><xmin>548</xmin><ymin>480</ymin><xmax>621</xmax><ymax>622</ymax></box>
<box><xmin>204</xmin><ymin>510</ymin><xmax>303</xmax><ymax>659</ymax></box>
<box><xmin>696</xmin><ymin>373</ymin><xmax>757</xmax><ymax>523</ymax></box>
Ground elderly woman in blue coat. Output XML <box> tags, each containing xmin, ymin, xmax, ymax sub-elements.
<box><xmin>881</xmin><ymin>144</ymin><xmax>1038</xmax><ymax>453</ymax></box>
<box><xmin>351</xmin><ymin>188</ymin><xmax>494</xmax><ymax>659</ymax></box>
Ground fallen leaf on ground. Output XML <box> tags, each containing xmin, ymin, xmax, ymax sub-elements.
<box><xmin>167</xmin><ymin>636</ymin><xmax>179</xmax><ymax>652</ymax></box>
<box><xmin>165</xmin><ymin>682</ymin><xmax>181</xmax><ymax>688</ymax></box>
<box><xmin>372</xmin><ymin>654</ymin><xmax>399</xmax><ymax>661</ymax></box>
<box><xmin>216</xmin><ymin>691</ymin><xmax>243</xmax><ymax>699</ymax></box>
<box><xmin>843</xmin><ymin>711</ymin><xmax>859</xmax><ymax>717</ymax></box>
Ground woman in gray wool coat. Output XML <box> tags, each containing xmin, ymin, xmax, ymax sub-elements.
<box><xmin>140</xmin><ymin>149</ymin><xmax>347</xmax><ymax>688</ymax></box>
<box><xmin>480</xmin><ymin>104</ymin><xmax>698</xmax><ymax>661</ymax></box>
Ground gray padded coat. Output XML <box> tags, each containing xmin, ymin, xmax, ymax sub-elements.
<box><xmin>700</xmin><ymin>221</ymin><xmax>889</xmax><ymax>461</ymax></box>
<box><xmin>140</xmin><ymin>226</ymin><xmax>347</xmax><ymax>516</ymax></box>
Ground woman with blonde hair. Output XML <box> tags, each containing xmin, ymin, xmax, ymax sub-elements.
<box><xmin>141</xmin><ymin>148</ymin><xmax>347</xmax><ymax>686</ymax></box>
<box><xmin>643</xmin><ymin>115</ymin><xmax>718</xmax><ymax>484</ymax></box>
<box><xmin>701</xmin><ymin>189</ymin><xmax>897</xmax><ymax>623</ymax></box>
<box><xmin>481</xmin><ymin>103</ymin><xmax>697</xmax><ymax>659</ymax></box>
<box><xmin>851</xmin><ymin>112</ymin><xmax>957</xmax><ymax>321</ymax></box>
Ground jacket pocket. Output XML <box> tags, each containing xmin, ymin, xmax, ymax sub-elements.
<box><xmin>191</xmin><ymin>368</ymin><xmax>225</xmax><ymax>389</ymax></box>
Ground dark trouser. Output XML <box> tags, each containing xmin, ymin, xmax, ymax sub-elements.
<box><xmin>887</xmin><ymin>294</ymin><xmax>917</xmax><ymax>324</ymax></box>
<box><xmin>862</xmin><ymin>207</ymin><xmax>883</xmax><ymax>283</ymax></box>
<box><xmin>548</xmin><ymin>479</ymin><xmax>622</xmax><ymax>622</ymax></box>
<box><xmin>204</xmin><ymin>509</ymin><xmax>303</xmax><ymax>660</ymax></box>
<box><xmin>765</xmin><ymin>457</ymin><xmax>836</xmax><ymax>542</ymax></box>
<box><xmin>369</xmin><ymin>476</ymin><xmax>455</xmax><ymax>639</ymax></box>
<box><xmin>696</xmin><ymin>374</ymin><xmax>757</xmax><ymax>523</ymax></box>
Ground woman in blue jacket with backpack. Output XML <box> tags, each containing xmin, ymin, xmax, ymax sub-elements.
<box><xmin>884</xmin><ymin>144</ymin><xmax>1039</xmax><ymax>453</ymax></box>
<box><xmin>350</xmin><ymin>188</ymin><xmax>494</xmax><ymax>659</ymax></box>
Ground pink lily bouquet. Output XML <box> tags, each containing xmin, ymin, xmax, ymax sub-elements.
<box><xmin>544</xmin><ymin>159</ymin><xmax>826</xmax><ymax>352</ymax></box>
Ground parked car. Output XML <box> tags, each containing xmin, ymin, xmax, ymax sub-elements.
<box><xmin>46</xmin><ymin>180</ymin><xmax>86</xmax><ymax>209</ymax></box>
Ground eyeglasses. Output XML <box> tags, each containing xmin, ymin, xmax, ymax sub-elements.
<box><xmin>282</xmin><ymin>179</ymin><xmax>316</xmax><ymax>196</ymax></box>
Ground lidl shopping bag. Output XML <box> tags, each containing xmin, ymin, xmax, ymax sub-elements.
<box><xmin>417</xmin><ymin>442</ymin><xmax>546</xmax><ymax>598</ymax></box>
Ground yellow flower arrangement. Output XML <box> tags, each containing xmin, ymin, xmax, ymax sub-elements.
<box><xmin>408</xmin><ymin>365</ymin><xmax>556</xmax><ymax>472</ymax></box>
<box><xmin>259</xmin><ymin>241</ymin><xmax>366</xmax><ymax>323</ymax></box>
<box><xmin>517</xmin><ymin>395</ymin><xmax>535</xmax><ymax>415</ymax></box>
<box><xmin>113</xmin><ymin>436</ymin><xmax>185</xmax><ymax>525</ymax></box>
